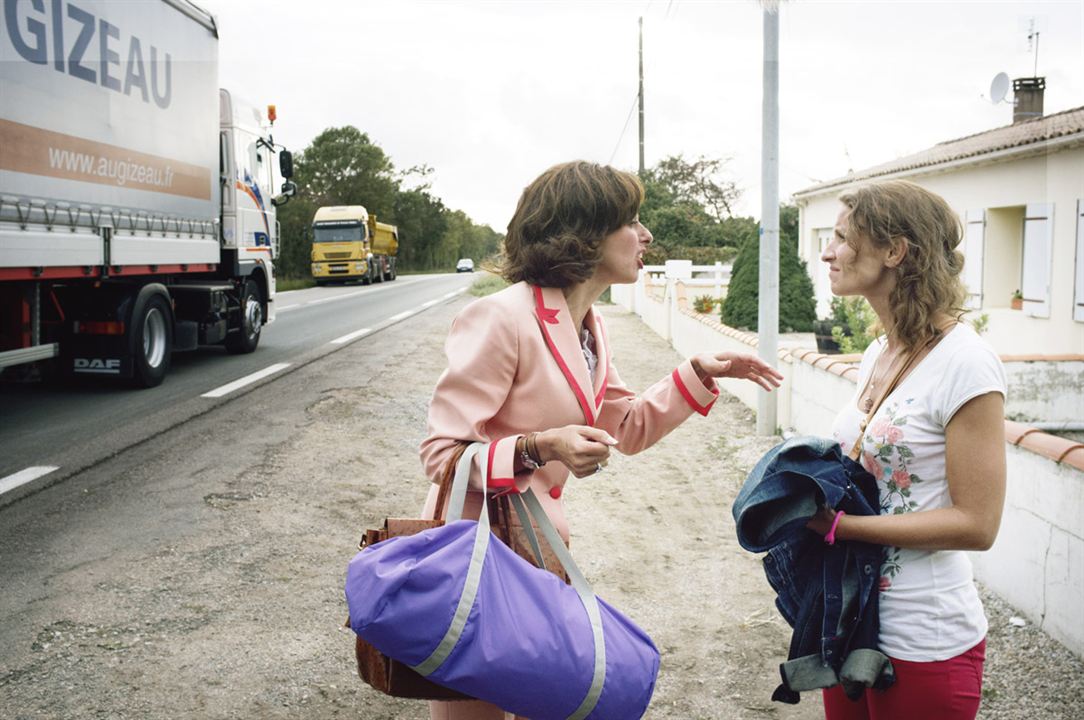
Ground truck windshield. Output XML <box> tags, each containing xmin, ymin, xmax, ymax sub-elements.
<box><xmin>314</xmin><ymin>224</ymin><xmax>364</xmax><ymax>243</ymax></box>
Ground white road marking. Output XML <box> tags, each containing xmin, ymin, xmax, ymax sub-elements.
<box><xmin>277</xmin><ymin>277</ymin><xmax>427</xmax><ymax>313</ymax></box>
<box><xmin>330</xmin><ymin>327</ymin><xmax>372</xmax><ymax>345</ymax></box>
<box><xmin>201</xmin><ymin>363</ymin><xmax>292</xmax><ymax>398</ymax></box>
<box><xmin>0</xmin><ymin>466</ymin><xmax>59</xmax><ymax>497</ymax></box>
<box><xmin>421</xmin><ymin>298</ymin><xmax>440</xmax><ymax>308</ymax></box>
<box><xmin>387</xmin><ymin>310</ymin><xmax>414</xmax><ymax>322</ymax></box>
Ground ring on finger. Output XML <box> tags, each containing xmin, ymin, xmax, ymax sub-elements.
<box><xmin>595</xmin><ymin>462</ymin><xmax>604</xmax><ymax>474</ymax></box>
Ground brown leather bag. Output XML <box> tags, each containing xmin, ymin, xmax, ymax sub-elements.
<box><xmin>349</xmin><ymin>444</ymin><xmax>568</xmax><ymax>700</ymax></box>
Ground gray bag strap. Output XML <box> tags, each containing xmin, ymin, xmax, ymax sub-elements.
<box><xmin>508</xmin><ymin>492</ymin><xmax>547</xmax><ymax>570</ymax></box>
<box><xmin>521</xmin><ymin>488</ymin><xmax>606</xmax><ymax>720</ymax></box>
<box><xmin>412</xmin><ymin>442</ymin><xmax>490</xmax><ymax>675</ymax></box>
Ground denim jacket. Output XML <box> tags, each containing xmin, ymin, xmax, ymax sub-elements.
<box><xmin>732</xmin><ymin>436</ymin><xmax>895</xmax><ymax>704</ymax></box>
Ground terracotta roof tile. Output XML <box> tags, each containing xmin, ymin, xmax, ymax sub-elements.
<box><xmin>794</xmin><ymin>106</ymin><xmax>1084</xmax><ymax>197</ymax></box>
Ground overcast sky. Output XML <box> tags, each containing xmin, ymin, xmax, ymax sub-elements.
<box><xmin>198</xmin><ymin>0</ymin><xmax>1084</xmax><ymax>231</ymax></box>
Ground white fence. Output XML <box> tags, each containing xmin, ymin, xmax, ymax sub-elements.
<box><xmin>612</xmin><ymin>271</ymin><xmax>1084</xmax><ymax>658</ymax></box>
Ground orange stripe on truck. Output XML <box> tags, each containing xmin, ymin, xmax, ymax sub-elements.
<box><xmin>0</xmin><ymin>118</ymin><xmax>211</xmax><ymax>201</ymax></box>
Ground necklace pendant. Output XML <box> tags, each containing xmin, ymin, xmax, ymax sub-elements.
<box><xmin>861</xmin><ymin>397</ymin><xmax>873</xmax><ymax>413</ymax></box>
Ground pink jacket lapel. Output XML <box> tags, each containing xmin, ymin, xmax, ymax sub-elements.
<box><xmin>532</xmin><ymin>285</ymin><xmax>597</xmax><ymax>426</ymax></box>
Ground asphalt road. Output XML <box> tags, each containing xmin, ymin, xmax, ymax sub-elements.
<box><xmin>0</xmin><ymin>272</ymin><xmax>475</xmax><ymax>506</ymax></box>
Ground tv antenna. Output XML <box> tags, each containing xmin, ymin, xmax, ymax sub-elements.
<box><xmin>1027</xmin><ymin>18</ymin><xmax>1040</xmax><ymax>77</ymax></box>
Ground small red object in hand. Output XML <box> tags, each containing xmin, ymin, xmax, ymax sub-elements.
<box><xmin>549</xmin><ymin>487</ymin><xmax>562</xmax><ymax>499</ymax></box>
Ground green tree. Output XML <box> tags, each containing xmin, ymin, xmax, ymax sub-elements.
<box><xmin>394</xmin><ymin>188</ymin><xmax>448</xmax><ymax>270</ymax></box>
<box><xmin>649</xmin><ymin>154</ymin><xmax>741</xmax><ymax>221</ymax></box>
<box><xmin>720</xmin><ymin>204</ymin><xmax>817</xmax><ymax>332</ymax></box>
<box><xmin>275</xmin><ymin>126</ymin><xmax>399</xmax><ymax>279</ymax></box>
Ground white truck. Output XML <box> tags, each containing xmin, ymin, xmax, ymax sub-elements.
<box><xmin>0</xmin><ymin>0</ymin><xmax>296</xmax><ymax>387</ymax></box>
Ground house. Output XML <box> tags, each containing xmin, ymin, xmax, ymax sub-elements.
<box><xmin>792</xmin><ymin>82</ymin><xmax>1084</xmax><ymax>358</ymax></box>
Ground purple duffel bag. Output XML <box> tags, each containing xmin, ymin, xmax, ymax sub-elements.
<box><xmin>345</xmin><ymin>443</ymin><xmax>659</xmax><ymax>719</ymax></box>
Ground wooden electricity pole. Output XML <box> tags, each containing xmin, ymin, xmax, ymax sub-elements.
<box><xmin>638</xmin><ymin>16</ymin><xmax>645</xmax><ymax>175</ymax></box>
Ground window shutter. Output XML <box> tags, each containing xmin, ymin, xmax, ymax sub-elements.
<box><xmin>1022</xmin><ymin>203</ymin><xmax>1053</xmax><ymax>318</ymax></box>
<box><xmin>963</xmin><ymin>210</ymin><xmax>985</xmax><ymax>309</ymax></box>
<box><xmin>1075</xmin><ymin>200</ymin><xmax>1084</xmax><ymax>323</ymax></box>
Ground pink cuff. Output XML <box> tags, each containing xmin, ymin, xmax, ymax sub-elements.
<box><xmin>486</xmin><ymin>435</ymin><xmax>519</xmax><ymax>490</ymax></box>
<box><xmin>673</xmin><ymin>360</ymin><xmax>719</xmax><ymax>416</ymax></box>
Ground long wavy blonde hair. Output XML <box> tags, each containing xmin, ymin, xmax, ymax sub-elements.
<box><xmin>839</xmin><ymin>180</ymin><xmax>967</xmax><ymax>350</ymax></box>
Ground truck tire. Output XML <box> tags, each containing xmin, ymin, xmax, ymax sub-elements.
<box><xmin>226</xmin><ymin>279</ymin><xmax>263</xmax><ymax>354</ymax></box>
<box><xmin>388</xmin><ymin>261</ymin><xmax>397</xmax><ymax>281</ymax></box>
<box><xmin>131</xmin><ymin>293</ymin><xmax>172</xmax><ymax>388</ymax></box>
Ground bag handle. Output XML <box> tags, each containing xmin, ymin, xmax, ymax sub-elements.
<box><xmin>422</xmin><ymin>443</ymin><xmax>607</xmax><ymax>720</ymax></box>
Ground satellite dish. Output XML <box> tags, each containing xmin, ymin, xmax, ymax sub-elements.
<box><xmin>990</xmin><ymin>72</ymin><xmax>1010</xmax><ymax>104</ymax></box>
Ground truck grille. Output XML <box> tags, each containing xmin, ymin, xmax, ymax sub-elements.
<box><xmin>323</xmin><ymin>252</ymin><xmax>353</xmax><ymax>259</ymax></box>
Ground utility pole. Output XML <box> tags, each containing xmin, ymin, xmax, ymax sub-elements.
<box><xmin>638</xmin><ymin>16</ymin><xmax>645</xmax><ymax>175</ymax></box>
<box><xmin>757</xmin><ymin>5</ymin><xmax>779</xmax><ymax>436</ymax></box>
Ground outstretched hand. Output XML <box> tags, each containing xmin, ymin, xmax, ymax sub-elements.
<box><xmin>691</xmin><ymin>352</ymin><xmax>784</xmax><ymax>392</ymax></box>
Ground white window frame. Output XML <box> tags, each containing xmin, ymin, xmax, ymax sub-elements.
<box><xmin>963</xmin><ymin>209</ymin><xmax>985</xmax><ymax>309</ymax></box>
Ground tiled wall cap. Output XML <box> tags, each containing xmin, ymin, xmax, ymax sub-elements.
<box><xmin>1000</xmin><ymin>354</ymin><xmax>1084</xmax><ymax>362</ymax></box>
<box><xmin>1017</xmin><ymin>431</ymin><xmax>1083</xmax><ymax>466</ymax></box>
<box><xmin>1057</xmin><ymin>446</ymin><xmax>1084</xmax><ymax>472</ymax></box>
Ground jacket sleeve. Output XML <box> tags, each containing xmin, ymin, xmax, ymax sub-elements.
<box><xmin>595</xmin><ymin>347</ymin><xmax>720</xmax><ymax>455</ymax></box>
<box><xmin>419</xmin><ymin>297</ymin><xmax>521</xmax><ymax>492</ymax></box>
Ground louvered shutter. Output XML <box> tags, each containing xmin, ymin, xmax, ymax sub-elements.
<box><xmin>1022</xmin><ymin>203</ymin><xmax>1053</xmax><ymax>318</ymax></box>
<box><xmin>1075</xmin><ymin>200</ymin><xmax>1084</xmax><ymax>323</ymax></box>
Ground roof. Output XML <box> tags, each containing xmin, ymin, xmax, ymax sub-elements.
<box><xmin>794</xmin><ymin>105</ymin><xmax>1084</xmax><ymax>198</ymax></box>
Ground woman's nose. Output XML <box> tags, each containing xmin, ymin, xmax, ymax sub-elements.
<box><xmin>641</xmin><ymin>224</ymin><xmax>653</xmax><ymax>244</ymax></box>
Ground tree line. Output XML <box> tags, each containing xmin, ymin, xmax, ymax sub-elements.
<box><xmin>274</xmin><ymin>133</ymin><xmax>819</xmax><ymax>334</ymax></box>
<box><xmin>640</xmin><ymin>154</ymin><xmax>817</xmax><ymax>332</ymax></box>
<box><xmin>275</xmin><ymin>126</ymin><xmax>502</xmax><ymax>278</ymax></box>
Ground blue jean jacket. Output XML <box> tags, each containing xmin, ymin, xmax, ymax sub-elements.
<box><xmin>733</xmin><ymin>436</ymin><xmax>895</xmax><ymax>704</ymax></box>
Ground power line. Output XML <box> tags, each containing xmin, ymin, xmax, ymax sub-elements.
<box><xmin>608</xmin><ymin>93</ymin><xmax>640</xmax><ymax>166</ymax></box>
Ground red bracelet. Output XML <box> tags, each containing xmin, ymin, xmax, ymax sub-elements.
<box><xmin>824</xmin><ymin>510</ymin><xmax>846</xmax><ymax>545</ymax></box>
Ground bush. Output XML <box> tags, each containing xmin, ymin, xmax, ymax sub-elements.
<box><xmin>828</xmin><ymin>297</ymin><xmax>878</xmax><ymax>353</ymax></box>
<box><xmin>643</xmin><ymin>245</ymin><xmax>737</xmax><ymax>267</ymax></box>
<box><xmin>720</xmin><ymin>210</ymin><xmax>816</xmax><ymax>332</ymax></box>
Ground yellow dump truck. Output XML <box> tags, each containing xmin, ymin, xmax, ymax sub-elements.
<box><xmin>311</xmin><ymin>206</ymin><xmax>399</xmax><ymax>285</ymax></box>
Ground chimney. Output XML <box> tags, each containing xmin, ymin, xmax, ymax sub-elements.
<box><xmin>1013</xmin><ymin>77</ymin><xmax>1045</xmax><ymax>124</ymax></box>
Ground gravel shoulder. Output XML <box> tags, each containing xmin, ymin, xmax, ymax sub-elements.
<box><xmin>0</xmin><ymin>298</ymin><xmax>1080</xmax><ymax>719</ymax></box>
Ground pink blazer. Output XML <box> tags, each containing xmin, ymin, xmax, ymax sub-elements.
<box><xmin>420</xmin><ymin>282</ymin><xmax>720</xmax><ymax>540</ymax></box>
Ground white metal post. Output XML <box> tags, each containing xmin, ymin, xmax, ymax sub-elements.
<box><xmin>757</xmin><ymin>6</ymin><xmax>780</xmax><ymax>435</ymax></box>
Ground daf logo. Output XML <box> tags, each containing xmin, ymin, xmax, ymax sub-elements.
<box><xmin>74</xmin><ymin>358</ymin><xmax>122</xmax><ymax>374</ymax></box>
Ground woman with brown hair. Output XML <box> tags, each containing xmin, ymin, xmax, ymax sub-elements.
<box><xmin>810</xmin><ymin>180</ymin><xmax>1007</xmax><ymax>719</ymax></box>
<box><xmin>420</xmin><ymin>160</ymin><xmax>782</xmax><ymax>719</ymax></box>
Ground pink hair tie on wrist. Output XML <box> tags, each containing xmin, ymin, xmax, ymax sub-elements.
<box><xmin>824</xmin><ymin>510</ymin><xmax>846</xmax><ymax>546</ymax></box>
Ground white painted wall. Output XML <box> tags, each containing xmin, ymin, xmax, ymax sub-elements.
<box><xmin>1003</xmin><ymin>360</ymin><xmax>1084</xmax><ymax>424</ymax></box>
<box><xmin>795</xmin><ymin>145</ymin><xmax>1084</xmax><ymax>357</ymax></box>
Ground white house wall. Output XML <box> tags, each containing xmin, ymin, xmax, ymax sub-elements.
<box><xmin>796</xmin><ymin>145</ymin><xmax>1084</xmax><ymax>357</ymax></box>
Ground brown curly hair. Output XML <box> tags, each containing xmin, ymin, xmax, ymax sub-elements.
<box><xmin>498</xmin><ymin>161</ymin><xmax>643</xmax><ymax>288</ymax></box>
<box><xmin>839</xmin><ymin>180</ymin><xmax>968</xmax><ymax>350</ymax></box>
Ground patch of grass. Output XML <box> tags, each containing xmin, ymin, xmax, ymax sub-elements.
<box><xmin>469</xmin><ymin>274</ymin><xmax>510</xmax><ymax>297</ymax></box>
<box><xmin>277</xmin><ymin>277</ymin><xmax>316</xmax><ymax>291</ymax></box>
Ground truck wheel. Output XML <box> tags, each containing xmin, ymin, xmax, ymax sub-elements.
<box><xmin>226</xmin><ymin>279</ymin><xmax>263</xmax><ymax>354</ymax></box>
<box><xmin>374</xmin><ymin>259</ymin><xmax>385</xmax><ymax>283</ymax></box>
<box><xmin>132</xmin><ymin>294</ymin><xmax>172</xmax><ymax>388</ymax></box>
<box><xmin>388</xmin><ymin>262</ymin><xmax>397</xmax><ymax>281</ymax></box>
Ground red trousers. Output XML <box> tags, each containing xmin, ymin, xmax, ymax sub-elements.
<box><xmin>823</xmin><ymin>639</ymin><xmax>986</xmax><ymax>720</ymax></box>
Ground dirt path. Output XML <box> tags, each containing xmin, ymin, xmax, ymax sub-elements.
<box><xmin>6</xmin><ymin>294</ymin><xmax>1076</xmax><ymax>719</ymax></box>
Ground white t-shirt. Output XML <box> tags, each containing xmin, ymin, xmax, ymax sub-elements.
<box><xmin>831</xmin><ymin>323</ymin><xmax>1006</xmax><ymax>662</ymax></box>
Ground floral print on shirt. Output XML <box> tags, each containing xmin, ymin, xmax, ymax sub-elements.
<box><xmin>860</xmin><ymin>399</ymin><xmax>923</xmax><ymax>589</ymax></box>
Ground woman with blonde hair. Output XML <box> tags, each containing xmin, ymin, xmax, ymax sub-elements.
<box><xmin>421</xmin><ymin>160</ymin><xmax>782</xmax><ymax>719</ymax></box>
<box><xmin>810</xmin><ymin>180</ymin><xmax>1007</xmax><ymax>719</ymax></box>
